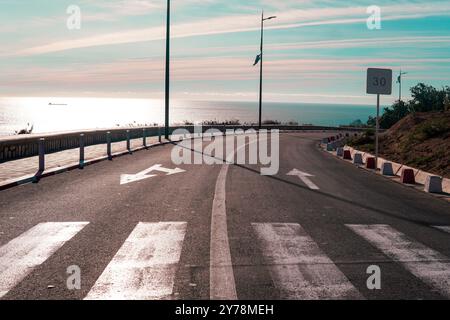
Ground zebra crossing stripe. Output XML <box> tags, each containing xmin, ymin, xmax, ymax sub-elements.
<box><xmin>0</xmin><ymin>222</ymin><xmax>88</xmax><ymax>298</ymax></box>
<box><xmin>85</xmin><ymin>222</ymin><xmax>187</xmax><ymax>300</ymax></box>
<box><xmin>347</xmin><ymin>224</ymin><xmax>450</xmax><ymax>298</ymax></box>
<box><xmin>252</xmin><ymin>223</ymin><xmax>363</xmax><ymax>299</ymax></box>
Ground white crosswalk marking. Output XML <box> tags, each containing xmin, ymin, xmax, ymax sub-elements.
<box><xmin>0</xmin><ymin>222</ymin><xmax>88</xmax><ymax>298</ymax></box>
<box><xmin>252</xmin><ymin>223</ymin><xmax>362</xmax><ymax>299</ymax></box>
<box><xmin>434</xmin><ymin>226</ymin><xmax>450</xmax><ymax>234</ymax></box>
<box><xmin>85</xmin><ymin>222</ymin><xmax>187</xmax><ymax>300</ymax></box>
<box><xmin>347</xmin><ymin>224</ymin><xmax>450</xmax><ymax>298</ymax></box>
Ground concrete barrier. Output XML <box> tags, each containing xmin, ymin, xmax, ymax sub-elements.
<box><xmin>343</xmin><ymin>150</ymin><xmax>352</xmax><ymax>160</ymax></box>
<box><xmin>336</xmin><ymin>147</ymin><xmax>344</xmax><ymax>157</ymax></box>
<box><xmin>353</xmin><ymin>153</ymin><xmax>364</xmax><ymax>164</ymax></box>
<box><xmin>326</xmin><ymin>143</ymin><xmax>335</xmax><ymax>151</ymax></box>
<box><xmin>401</xmin><ymin>168</ymin><xmax>416</xmax><ymax>184</ymax></box>
<box><xmin>366</xmin><ymin>157</ymin><xmax>376</xmax><ymax>169</ymax></box>
<box><xmin>381</xmin><ymin>162</ymin><xmax>395</xmax><ymax>176</ymax></box>
<box><xmin>424</xmin><ymin>176</ymin><xmax>443</xmax><ymax>193</ymax></box>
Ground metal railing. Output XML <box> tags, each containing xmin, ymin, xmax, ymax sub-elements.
<box><xmin>0</xmin><ymin>125</ymin><xmax>365</xmax><ymax>166</ymax></box>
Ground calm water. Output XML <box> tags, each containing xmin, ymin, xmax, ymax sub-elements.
<box><xmin>0</xmin><ymin>97</ymin><xmax>378</xmax><ymax>137</ymax></box>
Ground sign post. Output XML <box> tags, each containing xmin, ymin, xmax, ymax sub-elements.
<box><xmin>366</xmin><ymin>68</ymin><xmax>392</xmax><ymax>170</ymax></box>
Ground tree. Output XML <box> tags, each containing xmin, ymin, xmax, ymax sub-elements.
<box><xmin>409</xmin><ymin>83</ymin><xmax>450</xmax><ymax>112</ymax></box>
<box><xmin>376</xmin><ymin>100</ymin><xmax>410</xmax><ymax>129</ymax></box>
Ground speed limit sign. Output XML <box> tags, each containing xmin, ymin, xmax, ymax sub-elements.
<box><xmin>367</xmin><ymin>68</ymin><xmax>392</xmax><ymax>95</ymax></box>
<box><xmin>366</xmin><ymin>67</ymin><xmax>392</xmax><ymax>173</ymax></box>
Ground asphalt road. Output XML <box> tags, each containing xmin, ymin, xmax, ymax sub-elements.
<box><xmin>0</xmin><ymin>132</ymin><xmax>449</xmax><ymax>300</ymax></box>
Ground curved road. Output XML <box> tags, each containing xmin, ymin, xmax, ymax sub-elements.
<box><xmin>0</xmin><ymin>132</ymin><xmax>449</xmax><ymax>300</ymax></box>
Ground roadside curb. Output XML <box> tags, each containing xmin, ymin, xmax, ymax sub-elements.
<box><xmin>0</xmin><ymin>140</ymin><xmax>174</xmax><ymax>191</ymax></box>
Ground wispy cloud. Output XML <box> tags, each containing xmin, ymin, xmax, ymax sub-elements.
<box><xmin>13</xmin><ymin>1</ymin><xmax>450</xmax><ymax>57</ymax></box>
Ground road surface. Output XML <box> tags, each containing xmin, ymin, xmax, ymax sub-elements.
<box><xmin>0</xmin><ymin>132</ymin><xmax>449</xmax><ymax>300</ymax></box>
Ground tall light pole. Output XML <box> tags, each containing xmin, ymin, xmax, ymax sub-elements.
<box><xmin>164</xmin><ymin>0</ymin><xmax>171</xmax><ymax>139</ymax></box>
<box><xmin>258</xmin><ymin>11</ymin><xmax>276</xmax><ymax>130</ymax></box>
<box><xmin>397</xmin><ymin>69</ymin><xmax>407</xmax><ymax>102</ymax></box>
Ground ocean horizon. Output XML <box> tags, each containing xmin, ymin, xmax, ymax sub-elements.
<box><xmin>0</xmin><ymin>97</ymin><xmax>381</xmax><ymax>137</ymax></box>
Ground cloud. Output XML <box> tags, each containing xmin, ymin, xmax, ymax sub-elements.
<box><xmin>13</xmin><ymin>1</ymin><xmax>450</xmax><ymax>56</ymax></box>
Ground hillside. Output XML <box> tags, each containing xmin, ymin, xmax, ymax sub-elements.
<box><xmin>348</xmin><ymin>111</ymin><xmax>450</xmax><ymax>178</ymax></box>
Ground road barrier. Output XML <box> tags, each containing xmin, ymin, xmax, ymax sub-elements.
<box><xmin>353</xmin><ymin>153</ymin><xmax>363</xmax><ymax>165</ymax></box>
<box><xmin>424</xmin><ymin>176</ymin><xmax>443</xmax><ymax>193</ymax></box>
<box><xmin>381</xmin><ymin>162</ymin><xmax>394</xmax><ymax>176</ymax></box>
<box><xmin>401</xmin><ymin>168</ymin><xmax>416</xmax><ymax>184</ymax></box>
<box><xmin>1</xmin><ymin>125</ymin><xmax>365</xmax><ymax>164</ymax></box>
<box><xmin>366</xmin><ymin>157</ymin><xmax>376</xmax><ymax>169</ymax></box>
<box><xmin>335</xmin><ymin>145</ymin><xmax>449</xmax><ymax>195</ymax></box>
<box><xmin>343</xmin><ymin>150</ymin><xmax>352</xmax><ymax>160</ymax></box>
<box><xmin>326</xmin><ymin>143</ymin><xmax>335</xmax><ymax>151</ymax></box>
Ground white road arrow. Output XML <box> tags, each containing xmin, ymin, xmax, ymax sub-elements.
<box><xmin>120</xmin><ymin>164</ymin><xmax>186</xmax><ymax>185</ymax></box>
<box><xmin>286</xmin><ymin>169</ymin><xmax>320</xmax><ymax>190</ymax></box>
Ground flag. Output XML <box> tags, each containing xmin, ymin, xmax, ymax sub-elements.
<box><xmin>253</xmin><ymin>54</ymin><xmax>261</xmax><ymax>66</ymax></box>
<box><xmin>397</xmin><ymin>75</ymin><xmax>401</xmax><ymax>83</ymax></box>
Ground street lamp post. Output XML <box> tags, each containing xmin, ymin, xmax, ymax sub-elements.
<box><xmin>258</xmin><ymin>12</ymin><xmax>276</xmax><ymax>130</ymax></box>
<box><xmin>164</xmin><ymin>0</ymin><xmax>171</xmax><ymax>139</ymax></box>
<box><xmin>397</xmin><ymin>69</ymin><xmax>407</xmax><ymax>102</ymax></box>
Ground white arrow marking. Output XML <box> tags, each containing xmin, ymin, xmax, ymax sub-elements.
<box><xmin>287</xmin><ymin>169</ymin><xmax>320</xmax><ymax>190</ymax></box>
<box><xmin>120</xmin><ymin>164</ymin><xmax>186</xmax><ymax>185</ymax></box>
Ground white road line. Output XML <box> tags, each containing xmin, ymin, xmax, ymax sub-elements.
<box><xmin>347</xmin><ymin>224</ymin><xmax>450</xmax><ymax>298</ymax></box>
<box><xmin>85</xmin><ymin>222</ymin><xmax>187</xmax><ymax>300</ymax></box>
<box><xmin>252</xmin><ymin>223</ymin><xmax>362</xmax><ymax>300</ymax></box>
<box><xmin>0</xmin><ymin>222</ymin><xmax>88</xmax><ymax>298</ymax></box>
<box><xmin>209</xmin><ymin>135</ymin><xmax>266</xmax><ymax>300</ymax></box>
<box><xmin>434</xmin><ymin>226</ymin><xmax>450</xmax><ymax>234</ymax></box>
<box><xmin>209</xmin><ymin>134</ymin><xmax>270</xmax><ymax>300</ymax></box>
<box><xmin>210</xmin><ymin>163</ymin><xmax>237</xmax><ymax>300</ymax></box>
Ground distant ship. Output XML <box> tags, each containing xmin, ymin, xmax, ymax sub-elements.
<box><xmin>48</xmin><ymin>102</ymin><xmax>68</xmax><ymax>106</ymax></box>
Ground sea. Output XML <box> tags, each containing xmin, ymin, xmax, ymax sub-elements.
<box><xmin>0</xmin><ymin>97</ymin><xmax>379</xmax><ymax>137</ymax></box>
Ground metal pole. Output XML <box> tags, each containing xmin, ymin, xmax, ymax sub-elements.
<box><xmin>399</xmin><ymin>70</ymin><xmax>401</xmax><ymax>101</ymax></box>
<box><xmin>158</xmin><ymin>127</ymin><xmax>162</xmax><ymax>143</ymax></box>
<box><xmin>126</xmin><ymin>130</ymin><xmax>131</xmax><ymax>153</ymax></box>
<box><xmin>258</xmin><ymin>11</ymin><xmax>264</xmax><ymax>130</ymax></box>
<box><xmin>107</xmin><ymin>131</ymin><xmax>112</xmax><ymax>160</ymax></box>
<box><xmin>143</xmin><ymin>128</ymin><xmax>147</xmax><ymax>148</ymax></box>
<box><xmin>79</xmin><ymin>134</ymin><xmax>85</xmax><ymax>168</ymax></box>
<box><xmin>38</xmin><ymin>138</ymin><xmax>45</xmax><ymax>172</ymax></box>
<box><xmin>164</xmin><ymin>0</ymin><xmax>171</xmax><ymax>139</ymax></box>
<box><xmin>375</xmin><ymin>94</ymin><xmax>380</xmax><ymax>170</ymax></box>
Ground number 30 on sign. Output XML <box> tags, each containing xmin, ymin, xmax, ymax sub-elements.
<box><xmin>366</xmin><ymin>68</ymin><xmax>392</xmax><ymax>95</ymax></box>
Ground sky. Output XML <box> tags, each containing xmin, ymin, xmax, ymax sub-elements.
<box><xmin>0</xmin><ymin>0</ymin><xmax>449</xmax><ymax>105</ymax></box>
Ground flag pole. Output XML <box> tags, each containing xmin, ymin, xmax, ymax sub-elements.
<box><xmin>258</xmin><ymin>11</ymin><xmax>264</xmax><ymax>130</ymax></box>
